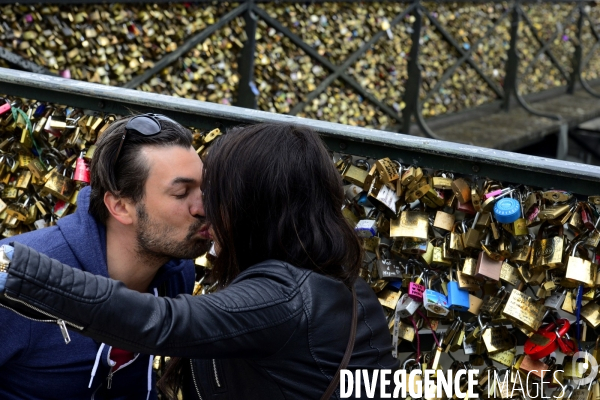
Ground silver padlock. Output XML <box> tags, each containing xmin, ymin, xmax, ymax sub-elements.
<box><xmin>355</xmin><ymin>219</ymin><xmax>377</xmax><ymax>238</ymax></box>
<box><xmin>463</xmin><ymin>338</ymin><xmax>477</xmax><ymax>356</ymax></box>
<box><xmin>33</xmin><ymin>219</ymin><xmax>48</xmax><ymax>230</ymax></box>
<box><xmin>544</xmin><ymin>289</ymin><xmax>567</xmax><ymax>311</ymax></box>
<box><xmin>344</xmin><ymin>184</ymin><xmax>364</xmax><ymax>201</ymax></box>
<box><xmin>396</xmin><ymin>294</ymin><xmax>420</xmax><ymax>318</ymax></box>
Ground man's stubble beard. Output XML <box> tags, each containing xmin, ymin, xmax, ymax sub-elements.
<box><xmin>135</xmin><ymin>203</ymin><xmax>211</xmax><ymax>262</ymax></box>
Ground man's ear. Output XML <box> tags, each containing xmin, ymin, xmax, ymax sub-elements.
<box><xmin>104</xmin><ymin>191</ymin><xmax>136</xmax><ymax>225</ymax></box>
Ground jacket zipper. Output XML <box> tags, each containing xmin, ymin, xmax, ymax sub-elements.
<box><xmin>212</xmin><ymin>359</ymin><xmax>221</xmax><ymax>388</ymax></box>
<box><xmin>190</xmin><ymin>359</ymin><xmax>203</xmax><ymax>400</ymax></box>
<box><xmin>106</xmin><ymin>346</ymin><xmax>141</xmax><ymax>389</ymax></box>
<box><xmin>3</xmin><ymin>292</ymin><xmax>84</xmax><ymax>343</ymax></box>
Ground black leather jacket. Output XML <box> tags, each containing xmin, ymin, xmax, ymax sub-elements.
<box><xmin>1</xmin><ymin>243</ymin><xmax>398</xmax><ymax>399</ymax></box>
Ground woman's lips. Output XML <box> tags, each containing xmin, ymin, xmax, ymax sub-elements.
<box><xmin>198</xmin><ymin>225</ymin><xmax>211</xmax><ymax>239</ymax></box>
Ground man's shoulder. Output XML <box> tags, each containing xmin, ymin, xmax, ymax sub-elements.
<box><xmin>0</xmin><ymin>226</ymin><xmax>71</xmax><ymax>262</ymax></box>
<box><xmin>0</xmin><ymin>226</ymin><xmax>66</xmax><ymax>253</ymax></box>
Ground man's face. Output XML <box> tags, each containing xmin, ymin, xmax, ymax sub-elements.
<box><xmin>134</xmin><ymin>145</ymin><xmax>211</xmax><ymax>260</ymax></box>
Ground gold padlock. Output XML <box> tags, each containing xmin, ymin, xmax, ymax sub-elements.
<box><xmin>564</xmin><ymin>241</ymin><xmax>596</xmax><ymax>287</ymax></box>
<box><xmin>502</xmin><ymin>289</ymin><xmax>545</xmax><ymax>332</ymax></box>
<box><xmin>390</xmin><ymin>211</ymin><xmax>429</xmax><ymax>240</ymax></box>
<box><xmin>433</xmin><ymin>210</ymin><xmax>455</xmax><ymax>231</ymax></box>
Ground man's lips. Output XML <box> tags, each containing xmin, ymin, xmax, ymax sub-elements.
<box><xmin>197</xmin><ymin>224</ymin><xmax>211</xmax><ymax>239</ymax></box>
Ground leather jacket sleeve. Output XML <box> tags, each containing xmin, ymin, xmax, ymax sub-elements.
<box><xmin>1</xmin><ymin>242</ymin><xmax>303</xmax><ymax>359</ymax></box>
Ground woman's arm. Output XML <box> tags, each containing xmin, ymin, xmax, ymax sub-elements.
<box><xmin>1</xmin><ymin>242</ymin><xmax>302</xmax><ymax>358</ymax></box>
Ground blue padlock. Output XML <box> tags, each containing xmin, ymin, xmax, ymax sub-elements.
<box><xmin>447</xmin><ymin>268</ymin><xmax>470</xmax><ymax>311</ymax></box>
<box><xmin>422</xmin><ymin>273</ymin><xmax>449</xmax><ymax>316</ymax></box>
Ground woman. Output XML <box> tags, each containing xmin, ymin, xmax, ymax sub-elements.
<box><xmin>0</xmin><ymin>123</ymin><xmax>397</xmax><ymax>399</ymax></box>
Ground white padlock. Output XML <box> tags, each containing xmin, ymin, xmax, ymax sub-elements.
<box><xmin>423</xmin><ymin>289</ymin><xmax>450</xmax><ymax>316</ymax></box>
<box><xmin>396</xmin><ymin>294</ymin><xmax>420</xmax><ymax>318</ymax></box>
<box><xmin>344</xmin><ymin>184</ymin><xmax>364</xmax><ymax>201</ymax></box>
<box><xmin>34</xmin><ymin>219</ymin><xmax>47</xmax><ymax>230</ymax></box>
<box><xmin>355</xmin><ymin>219</ymin><xmax>377</xmax><ymax>238</ymax></box>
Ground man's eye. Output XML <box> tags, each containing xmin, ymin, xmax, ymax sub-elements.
<box><xmin>174</xmin><ymin>192</ymin><xmax>188</xmax><ymax>199</ymax></box>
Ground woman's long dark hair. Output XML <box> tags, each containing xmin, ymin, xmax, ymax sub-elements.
<box><xmin>204</xmin><ymin>122</ymin><xmax>362</xmax><ymax>287</ymax></box>
<box><xmin>158</xmin><ymin>123</ymin><xmax>362</xmax><ymax>398</ymax></box>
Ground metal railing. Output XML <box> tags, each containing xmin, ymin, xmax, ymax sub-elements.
<box><xmin>2</xmin><ymin>1</ymin><xmax>600</xmax><ymax>138</ymax></box>
<box><xmin>2</xmin><ymin>67</ymin><xmax>600</xmax><ymax>195</ymax></box>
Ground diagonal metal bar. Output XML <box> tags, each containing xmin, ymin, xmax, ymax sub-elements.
<box><xmin>520</xmin><ymin>6</ymin><xmax>574</xmax><ymax>82</ymax></box>
<box><xmin>252</xmin><ymin>4</ymin><xmax>401</xmax><ymax>122</ymax></box>
<box><xmin>522</xmin><ymin>17</ymin><xmax>563</xmax><ymax>83</ymax></box>
<box><xmin>288</xmin><ymin>3</ymin><xmax>416</xmax><ymax>116</ymax></box>
<box><xmin>123</xmin><ymin>3</ymin><xmax>248</xmax><ymax>89</ymax></box>
<box><xmin>421</xmin><ymin>6</ymin><xmax>511</xmax><ymax>104</ymax></box>
<box><xmin>0</xmin><ymin>47</ymin><xmax>55</xmax><ymax>76</ymax></box>
<box><xmin>569</xmin><ymin>7</ymin><xmax>600</xmax><ymax>98</ymax></box>
<box><xmin>580</xmin><ymin>9</ymin><xmax>600</xmax><ymax>70</ymax></box>
<box><xmin>422</xmin><ymin>7</ymin><xmax>505</xmax><ymax>99</ymax></box>
<box><xmin>582</xmin><ymin>40</ymin><xmax>600</xmax><ymax>70</ymax></box>
<box><xmin>582</xmin><ymin>9</ymin><xmax>600</xmax><ymax>42</ymax></box>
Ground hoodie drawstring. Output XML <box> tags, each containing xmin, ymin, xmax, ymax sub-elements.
<box><xmin>146</xmin><ymin>287</ymin><xmax>159</xmax><ymax>400</ymax></box>
<box><xmin>89</xmin><ymin>343</ymin><xmax>106</xmax><ymax>388</ymax></box>
<box><xmin>89</xmin><ymin>288</ymin><xmax>159</xmax><ymax>396</ymax></box>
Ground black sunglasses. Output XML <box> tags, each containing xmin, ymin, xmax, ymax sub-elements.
<box><xmin>113</xmin><ymin>113</ymin><xmax>175</xmax><ymax>165</ymax></box>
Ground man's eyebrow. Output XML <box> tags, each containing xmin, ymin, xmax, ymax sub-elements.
<box><xmin>170</xmin><ymin>177</ymin><xmax>198</xmax><ymax>185</ymax></box>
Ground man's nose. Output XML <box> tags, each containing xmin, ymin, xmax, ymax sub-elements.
<box><xmin>190</xmin><ymin>189</ymin><xmax>205</xmax><ymax>217</ymax></box>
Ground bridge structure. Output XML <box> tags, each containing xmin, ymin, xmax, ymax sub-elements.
<box><xmin>2</xmin><ymin>1</ymin><xmax>600</xmax><ymax>158</ymax></box>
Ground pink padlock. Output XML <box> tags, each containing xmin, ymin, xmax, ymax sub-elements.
<box><xmin>408</xmin><ymin>281</ymin><xmax>425</xmax><ymax>302</ymax></box>
<box><xmin>484</xmin><ymin>189</ymin><xmax>504</xmax><ymax>200</ymax></box>
<box><xmin>74</xmin><ymin>156</ymin><xmax>90</xmax><ymax>184</ymax></box>
<box><xmin>0</xmin><ymin>102</ymin><xmax>11</xmax><ymax>115</ymax></box>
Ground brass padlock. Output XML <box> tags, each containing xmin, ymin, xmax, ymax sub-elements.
<box><xmin>510</xmin><ymin>236</ymin><xmax>533</xmax><ymax>264</ymax></box>
<box><xmin>499</xmin><ymin>262</ymin><xmax>521</xmax><ymax>286</ymax></box>
<box><xmin>502</xmin><ymin>289</ymin><xmax>545</xmax><ymax>333</ymax></box>
<box><xmin>400</xmin><ymin>166</ymin><xmax>422</xmax><ymax>187</ymax></box>
<box><xmin>342</xmin><ymin>164</ymin><xmax>368</xmax><ymax>187</ymax></box>
<box><xmin>433</xmin><ymin>210</ymin><xmax>454</xmax><ymax>231</ymax></box>
<box><xmin>44</xmin><ymin>167</ymin><xmax>76</xmax><ymax>202</ymax></box>
<box><xmin>482</xmin><ymin>325</ymin><xmax>514</xmax><ymax>354</ymax></box>
<box><xmin>531</xmin><ymin>223</ymin><xmax>565</xmax><ymax>269</ymax></box>
<box><xmin>538</xmin><ymin>203</ymin><xmax>570</xmax><ymax>221</ymax></box>
<box><xmin>451</xmin><ymin>178</ymin><xmax>471</xmax><ymax>204</ymax></box>
<box><xmin>15</xmin><ymin>170</ymin><xmax>32</xmax><ymax>190</ymax></box>
<box><xmin>564</xmin><ymin>241</ymin><xmax>596</xmax><ymax>287</ymax></box>
<box><xmin>390</xmin><ymin>211</ymin><xmax>429</xmax><ymax>240</ymax></box>
<box><xmin>462</xmin><ymin>257</ymin><xmax>477</xmax><ymax>277</ymax></box>
<box><xmin>432</xmin><ymin>175</ymin><xmax>453</xmax><ymax>190</ymax></box>
<box><xmin>431</xmin><ymin>238</ymin><xmax>451</xmax><ymax>267</ymax></box>
<box><xmin>375</xmin><ymin>158</ymin><xmax>399</xmax><ymax>185</ymax></box>
<box><xmin>448</xmin><ymin>222</ymin><xmax>464</xmax><ymax>254</ymax></box>
<box><xmin>367</xmin><ymin>176</ymin><xmax>401</xmax><ymax>218</ymax></box>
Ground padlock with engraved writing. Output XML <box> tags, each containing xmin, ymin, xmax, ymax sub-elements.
<box><xmin>375</xmin><ymin>244</ymin><xmax>403</xmax><ymax>281</ymax></box>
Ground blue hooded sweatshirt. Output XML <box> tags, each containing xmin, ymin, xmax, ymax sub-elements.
<box><xmin>0</xmin><ymin>186</ymin><xmax>195</xmax><ymax>399</ymax></box>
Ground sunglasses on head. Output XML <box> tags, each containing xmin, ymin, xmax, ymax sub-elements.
<box><xmin>113</xmin><ymin>113</ymin><xmax>176</xmax><ymax>165</ymax></box>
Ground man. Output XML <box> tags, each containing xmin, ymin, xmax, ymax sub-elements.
<box><xmin>0</xmin><ymin>114</ymin><xmax>211</xmax><ymax>399</ymax></box>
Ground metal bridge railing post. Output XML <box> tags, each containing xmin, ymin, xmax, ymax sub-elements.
<box><xmin>401</xmin><ymin>0</ymin><xmax>423</xmax><ymax>136</ymax></box>
<box><xmin>568</xmin><ymin>4</ymin><xmax>584</xmax><ymax>95</ymax></box>
<box><xmin>502</xmin><ymin>2</ymin><xmax>520</xmax><ymax>112</ymax></box>
<box><xmin>236</xmin><ymin>0</ymin><xmax>258</xmax><ymax>109</ymax></box>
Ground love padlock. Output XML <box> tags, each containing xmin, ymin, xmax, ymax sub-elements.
<box><xmin>524</xmin><ymin>319</ymin><xmax>571</xmax><ymax>360</ymax></box>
